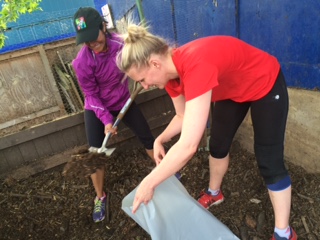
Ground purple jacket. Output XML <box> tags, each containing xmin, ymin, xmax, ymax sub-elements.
<box><xmin>72</xmin><ymin>33</ymin><xmax>130</xmax><ymax>125</ymax></box>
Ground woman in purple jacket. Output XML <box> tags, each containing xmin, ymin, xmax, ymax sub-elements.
<box><xmin>72</xmin><ymin>7</ymin><xmax>155</xmax><ymax>223</ymax></box>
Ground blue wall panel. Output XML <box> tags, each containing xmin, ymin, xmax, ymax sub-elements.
<box><xmin>173</xmin><ymin>0</ymin><xmax>237</xmax><ymax>45</ymax></box>
<box><xmin>139</xmin><ymin>0</ymin><xmax>237</xmax><ymax>46</ymax></box>
<box><xmin>106</xmin><ymin>0</ymin><xmax>136</xmax><ymax>20</ymax></box>
<box><xmin>142</xmin><ymin>0</ymin><xmax>175</xmax><ymax>43</ymax></box>
<box><xmin>5</xmin><ymin>31</ymin><xmax>22</xmax><ymax>45</ymax></box>
<box><xmin>239</xmin><ymin>0</ymin><xmax>320</xmax><ymax>89</ymax></box>
<box><xmin>94</xmin><ymin>0</ymin><xmax>109</xmax><ymax>15</ymax></box>
<box><xmin>19</xmin><ymin>28</ymin><xmax>36</xmax><ymax>42</ymax></box>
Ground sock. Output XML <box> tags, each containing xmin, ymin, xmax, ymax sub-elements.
<box><xmin>274</xmin><ymin>226</ymin><xmax>291</xmax><ymax>239</ymax></box>
<box><xmin>96</xmin><ymin>192</ymin><xmax>106</xmax><ymax>201</ymax></box>
<box><xmin>208</xmin><ymin>188</ymin><xmax>220</xmax><ymax>196</ymax></box>
<box><xmin>100</xmin><ymin>192</ymin><xmax>106</xmax><ymax>200</ymax></box>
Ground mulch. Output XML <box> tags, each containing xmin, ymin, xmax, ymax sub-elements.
<box><xmin>0</xmin><ymin>141</ymin><xmax>319</xmax><ymax>240</ymax></box>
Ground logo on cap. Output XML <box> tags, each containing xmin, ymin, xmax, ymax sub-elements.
<box><xmin>75</xmin><ymin>17</ymin><xmax>87</xmax><ymax>30</ymax></box>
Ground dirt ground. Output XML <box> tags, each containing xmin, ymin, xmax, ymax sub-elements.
<box><xmin>0</xmin><ymin>141</ymin><xmax>319</xmax><ymax>240</ymax></box>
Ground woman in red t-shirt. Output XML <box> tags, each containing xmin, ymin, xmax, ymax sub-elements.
<box><xmin>116</xmin><ymin>24</ymin><xmax>297</xmax><ymax>239</ymax></box>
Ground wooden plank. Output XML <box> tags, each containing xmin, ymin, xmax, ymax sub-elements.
<box><xmin>47</xmin><ymin>131</ymin><xmax>67</xmax><ymax>153</ymax></box>
<box><xmin>0</xmin><ymin>106</ymin><xmax>60</xmax><ymax>129</ymax></box>
<box><xmin>0</xmin><ymin>151</ymin><xmax>10</xmax><ymax>174</ymax></box>
<box><xmin>0</xmin><ymin>38</ymin><xmax>75</xmax><ymax>62</ymax></box>
<box><xmin>1</xmin><ymin>90</ymin><xmax>171</xmax><ymax>150</ymax></box>
<box><xmin>0</xmin><ymin>95</ymin><xmax>175</xmax><ymax>176</ymax></box>
<box><xmin>0</xmin><ymin>89</ymin><xmax>174</xmax><ymax>167</ymax></box>
<box><xmin>163</xmin><ymin>95</ymin><xmax>174</xmax><ymax>109</ymax></box>
<box><xmin>37</xmin><ymin>45</ymin><xmax>66</xmax><ymax>114</ymax></box>
<box><xmin>18</xmin><ymin>141</ymin><xmax>39</xmax><ymax>163</ymax></box>
<box><xmin>1</xmin><ymin>112</ymin><xmax>84</xmax><ymax>150</ymax></box>
<box><xmin>43</xmin><ymin>38</ymin><xmax>76</xmax><ymax>51</ymax></box>
<box><xmin>141</xmin><ymin>97</ymin><xmax>173</xmax><ymax>120</ymax></box>
<box><xmin>0</xmin><ymin>47</ymin><xmax>39</xmax><ymax>61</ymax></box>
<box><xmin>61</xmin><ymin>127</ymin><xmax>79</xmax><ymax>149</ymax></box>
<box><xmin>0</xmin><ymin>145</ymin><xmax>85</xmax><ymax>180</ymax></box>
<box><xmin>2</xmin><ymin>146</ymin><xmax>24</xmax><ymax>169</ymax></box>
<box><xmin>74</xmin><ymin>124</ymin><xmax>87</xmax><ymax>145</ymax></box>
<box><xmin>33</xmin><ymin>136</ymin><xmax>53</xmax><ymax>157</ymax></box>
<box><xmin>135</xmin><ymin>88</ymin><xmax>167</xmax><ymax>104</ymax></box>
<box><xmin>148</xmin><ymin>112</ymin><xmax>174</xmax><ymax>129</ymax></box>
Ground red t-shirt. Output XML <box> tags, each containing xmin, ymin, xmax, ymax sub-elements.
<box><xmin>165</xmin><ymin>36</ymin><xmax>280</xmax><ymax>102</ymax></box>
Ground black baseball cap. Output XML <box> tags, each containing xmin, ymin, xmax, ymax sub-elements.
<box><xmin>73</xmin><ymin>7</ymin><xmax>103</xmax><ymax>45</ymax></box>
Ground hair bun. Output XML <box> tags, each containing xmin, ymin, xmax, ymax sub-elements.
<box><xmin>124</xmin><ymin>24</ymin><xmax>148</xmax><ymax>44</ymax></box>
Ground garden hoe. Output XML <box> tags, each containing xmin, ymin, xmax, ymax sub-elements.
<box><xmin>95</xmin><ymin>83</ymin><xmax>144</xmax><ymax>156</ymax></box>
<box><xmin>62</xmin><ymin>83</ymin><xmax>144</xmax><ymax>179</ymax></box>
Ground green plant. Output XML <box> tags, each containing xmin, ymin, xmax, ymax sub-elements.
<box><xmin>0</xmin><ymin>0</ymin><xmax>42</xmax><ymax>49</ymax></box>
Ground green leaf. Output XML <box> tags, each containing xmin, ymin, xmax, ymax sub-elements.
<box><xmin>0</xmin><ymin>34</ymin><xmax>7</xmax><ymax>49</ymax></box>
<box><xmin>0</xmin><ymin>0</ymin><xmax>43</xmax><ymax>49</ymax></box>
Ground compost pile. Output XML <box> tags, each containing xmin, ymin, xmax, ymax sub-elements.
<box><xmin>0</xmin><ymin>141</ymin><xmax>319</xmax><ymax>240</ymax></box>
<box><xmin>62</xmin><ymin>148</ymin><xmax>108</xmax><ymax>179</ymax></box>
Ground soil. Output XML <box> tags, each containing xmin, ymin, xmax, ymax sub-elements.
<box><xmin>0</xmin><ymin>141</ymin><xmax>319</xmax><ymax>240</ymax></box>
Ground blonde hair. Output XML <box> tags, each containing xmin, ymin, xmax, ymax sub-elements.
<box><xmin>116</xmin><ymin>22</ymin><xmax>169</xmax><ymax>72</ymax></box>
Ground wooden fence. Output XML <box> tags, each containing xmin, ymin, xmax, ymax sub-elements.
<box><xmin>0</xmin><ymin>87</ymin><xmax>175</xmax><ymax>176</ymax></box>
<box><xmin>0</xmin><ymin>37</ymin><xmax>176</xmax><ymax>176</ymax></box>
<box><xmin>0</xmin><ymin>38</ymin><xmax>83</xmax><ymax>137</ymax></box>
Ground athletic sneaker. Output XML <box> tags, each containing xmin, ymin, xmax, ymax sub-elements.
<box><xmin>198</xmin><ymin>190</ymin><xmax>224</xmax><ymax>209</ymax></box>
<box><xmin>271</xmin><ymin>227</ymin><xmax>298</xmax><ymax>240</ymax></box>
<box><xmin>93</xmin><ymin>193</ymin><xmax>106</xmax><ymax>223</ymax></box>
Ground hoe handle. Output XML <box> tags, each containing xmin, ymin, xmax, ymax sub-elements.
<box><xmin>98</xmin><ymin>84</ymin><xmax>144</xmax><ymax>153</ymax></box>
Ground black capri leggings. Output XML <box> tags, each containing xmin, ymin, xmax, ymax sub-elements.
<box><xmin>209</xmin><ymin>69</ymin><xmax>289</xmax><ymax>184</ymax></box>
<box><xmin>84</xmin><ymin>101</ymin><xmax>154</xmax><ymax>150</ymax></box>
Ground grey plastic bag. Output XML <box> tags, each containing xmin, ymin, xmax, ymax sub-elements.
<box><xmin>122</xmin><ymin>175</ymin><xmax>239</xmax><ymax>240</ymax></box>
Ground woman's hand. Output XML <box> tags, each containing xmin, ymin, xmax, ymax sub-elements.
<box><xmin>153</xmin><ymin>138</ymin><xmax>166</xmax><ymax>165</ymax></box>
<box><xmin>132</xmin><ymin>176</ymin><xmax>155</xmax><ymax>213</ymax></box>
<box><xmin>104</xmin><ymin>123</ymin><xmax>117</xmax><ymax>136</ymax></box>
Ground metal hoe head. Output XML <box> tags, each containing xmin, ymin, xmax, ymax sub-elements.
<box><xmin>97</xmin><ymin>146</ymin><xmax>116</xmax><ymax>156</ymax></box>
<box><xmin>90</xmin><ymin>85</ymin><xmax>144</xmax><ymax>158</ymax></box>
<box><xmin>89</xmin><ymin>146</ymin><xmax>116</xmax><ymax>156</ymax></box>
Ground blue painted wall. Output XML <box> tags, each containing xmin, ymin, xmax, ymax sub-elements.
<box><xmin>1</xmin><ymin>0</ymin><xmax>319</xmax><ymax>90</ymax></box>
<box><xmin>1</xmin><ymin>0</ymin><xmax>102</xmax><ymax>54</ymax></box>
<box><xmin>108</xmin><ymin>0</ymin><xmax>320</xmax><ymax>90</ymax></box>
<box><xmin>239</xmin><ymin>0</ymin><xmax>320</xmax><ymax>90</ymax></box>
